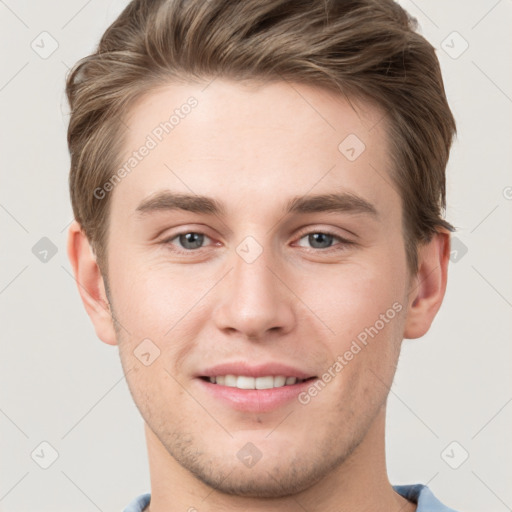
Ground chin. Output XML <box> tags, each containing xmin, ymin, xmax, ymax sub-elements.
<box><xmin>186</xmin><ymin>458</ymin><xmax>326</xmax><ymax>498</ymax></box>
<box><xmin>162</xmin><ymin>429</ymin><xmax>355</xmax><ymax>499</ymax></box>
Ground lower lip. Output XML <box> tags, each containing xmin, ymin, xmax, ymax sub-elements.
<box><xmin>197</xmin><ymin>378</ymin><xmax>317</xmax><ymax>412</ymax></box>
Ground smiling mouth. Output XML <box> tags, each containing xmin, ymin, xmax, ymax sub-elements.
<box><xmin>200</xmin><ymin>375</ymin><xmax>317</xmax><ymax>390</ymax></box>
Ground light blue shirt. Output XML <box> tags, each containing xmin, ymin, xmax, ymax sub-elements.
<box><xmin>123</xmin><ymin>484</ymin><xmax>459</xmax><ymax>511</ymax></box>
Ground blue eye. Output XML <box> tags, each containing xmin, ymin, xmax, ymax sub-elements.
<box><xmin>296</xmin><ymin>231</ymin><xmax>349</xmax><ymax>250</ymax></box>
<box><xmin>301</xmin><ymin>232</ymin><xmax>336</xmax><ymax>249</ymax></box>
<box><xmin>167</xmin><ymin>232</ymin><xmax>211</xmax><ymax>250</ymax></box>
<box><xmin>162</xmin><ymin>229</ymin><xmax>352</xmax><ymax>254</ymax></box>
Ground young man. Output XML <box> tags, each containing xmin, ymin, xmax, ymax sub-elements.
<box><xmin>66</xmin><ymin>0</ymin><xmax>458</xmax><ymax>510</ymax></box>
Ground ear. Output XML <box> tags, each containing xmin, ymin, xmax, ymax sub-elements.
<box><xmin>67</xmin><ymin>220</ymin><xmax>117</xmax><ymax>346</ymax></box>
<box><xmin>403</xmin><ymin>231</ymin><xmax>450</xmax><ymax>339</ymax></box>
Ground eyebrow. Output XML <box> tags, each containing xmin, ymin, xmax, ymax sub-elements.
<box><xmin>136</xmin><ymin>191</ymin><xmax>225</xmax><ymax>216</ymax></box>
<box><xmin>286</xmin><ymin>192</ymin><xmax>377</xmax><ymax>217</ymax></box>
<box><xmin>135</xmin><ymin>191</ymin><xmax>378</xmax><ymax>218</ymax></box>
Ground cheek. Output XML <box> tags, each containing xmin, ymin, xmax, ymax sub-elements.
<box><xmin>109</xmin><ymin>254</ymin><xmax>216</xmax><ymax>377</ymax></box>
<box><xmin>108</xmin><ymin>250</ymin><xmax>208</xmax><ymax>337</ymax></box>
<box><xmin>305</xmin><ymin>260</ymin><xmax>406</xmax><ymax>346</ymax></box>
<box><xmin>326</xmin><ymin>264</ymin><xmax>408</xmax><ymax>395</ymax></box>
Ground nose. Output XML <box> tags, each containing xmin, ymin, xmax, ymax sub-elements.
<box><xmin>211</xmin><ymin>243</ymin><xmax>296</xmax><ymax>341</ymax></box>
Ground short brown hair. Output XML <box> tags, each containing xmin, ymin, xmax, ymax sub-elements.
<box><xmin>66</xmin><ymin>0</ymin><xmax>456</xmax><ymax>276</ymax></box>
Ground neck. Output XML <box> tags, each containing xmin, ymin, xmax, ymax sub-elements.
<box><xmin>143</xmin><ymin>407</ymin><xmax>416</xmax><ymax>512</ymax></box>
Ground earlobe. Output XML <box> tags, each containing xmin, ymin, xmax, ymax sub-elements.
<box><xmin>67</xmin><ymin>221</ymin><xmax>118</xmax><ymax>346</ymax></box>
<box><xmin>403</xmin><ymin>231</ymin><xmax>450</xmax><ymax>339</ymax></box>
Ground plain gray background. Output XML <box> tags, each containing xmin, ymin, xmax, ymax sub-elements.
<box><xmin>1</xmin><ymin>1</ymin><xmax>511</xmax><ymax>510</ymax></box>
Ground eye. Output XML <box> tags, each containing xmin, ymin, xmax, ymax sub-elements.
<box><xmin>295</xmin><ymin>230</ymin><xmax>352</xmax><ymax>251</ymax></box>
<box><xmin>161</xmin><ymin>229</ymin><xmax>353</xmax><ymax>254</ymax></box>
<box><xmin>165</xmin><ymin>232</ymin><xmax>212</xmax><ymax>251</ymax></box>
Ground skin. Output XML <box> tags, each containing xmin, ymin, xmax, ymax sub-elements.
<box><xmin>68</xmin><ymin>79</ymin><xmax>449</xmax><ymax>512</ymax></box>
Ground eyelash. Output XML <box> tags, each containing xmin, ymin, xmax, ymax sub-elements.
<box><xmin>161</xmin><ymin>228</ymin><xmax>354</xmax><ymax>255</ymax></box>
<box><xmin>294</xmin><ymin>228</ymin><xmax>353</xmax><ymax>252</ymax></box>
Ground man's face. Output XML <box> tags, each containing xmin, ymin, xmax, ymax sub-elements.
<box><xmin>104</xmin><ymin>79</ymin><xmax>412</xmax><ymax>496</ymax></box>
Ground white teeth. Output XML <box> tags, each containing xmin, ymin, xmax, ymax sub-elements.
<box><xmin>207</xmin><ymin>375</ymin><xmax>304</xmax><ymax>389</ymax></box>
<box><xmin>273</xmin><ymin>376</ymin><xmax>286</xmax><ymax>387</ymax></box>
<box><xmin>255</xmin><ymin>376</ymin><xmax>274</xmax><ymax>389</ymax></box>
<box><xmin>224</xmin><ymin>374</ymin><xmax>237</xmax><ymax>387</ymax></box>
<box><xmin>237</xmin><ymin>376</ymin><xmax>255</xmax><ymax>389</ymax></box>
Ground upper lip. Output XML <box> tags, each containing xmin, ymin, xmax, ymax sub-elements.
<box><xmin>198</xmin><ymin>361</ymin><xmax>315</xmax><ymax>380</ymax></box>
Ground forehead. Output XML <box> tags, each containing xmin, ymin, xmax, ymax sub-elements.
<box><xmin>112</xmin><ymin>79</ymin><xmax>397</xmax><ymax>219</ymax></box>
